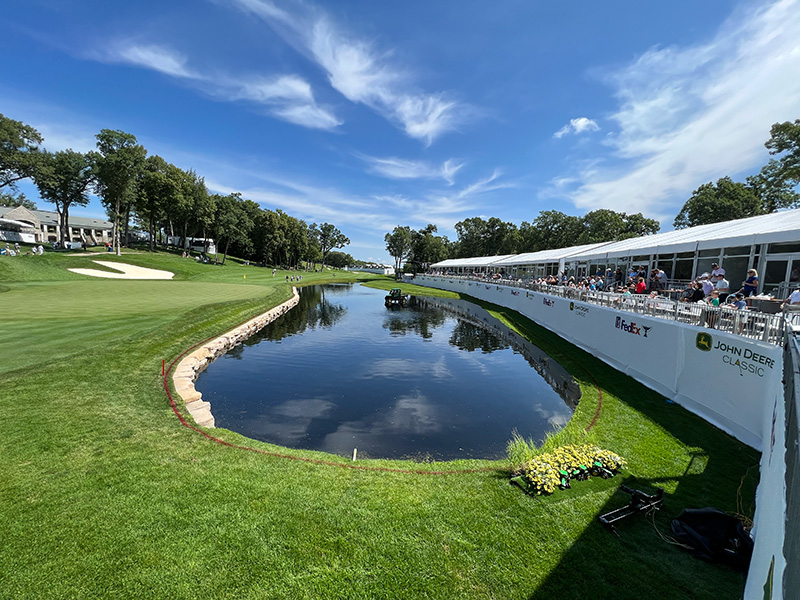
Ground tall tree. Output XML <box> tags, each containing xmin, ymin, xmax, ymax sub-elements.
<box><xmin>747</xmin><ymin>159</ymin><xmax>800</xmax><ymax>213</ymax></box>
<box><xmin>764</xmin><ymin>118</ymin><xmax>800</xmax><ymax>186</ymax></box>
<box><xmin>312</xmin><ymin>222</ymin><xmax>350</xmax><ymax>268</ymax></box>
<box><xmin>410</xmin><ymin>224</ymin><xmax>449</xmax><ymax>271</ymax></box>
<box><xmin>453</xmin><ymin>216</ymin><xmax>518</xmax><ymax>257</ymax></box>
<box><xmin>520</xmin><ymin>211</ymin><xmax>583</xmax><ymax>252</ymax></box>
<box><xmin>136</xmin><ymin>155</ymin><xmax>179</xmax><ymax>251</ymax></box>
<box><xmin>91</xmin><ymin>129</ymin><xmax>146</xmax><ymax>255</ymax></box>
<box><xmin>0</xmin><ymin>113</ymin><xmax>43</xmax><ymax>192</ymax></box>
<box><xmin>33</xmin><ymin>150</ymin><xmax>94</xmax><ymax>247</ymax></box>
<box><xmin>211</xmin><ymin>193</ymin><xmax>253</xmax><ymax>264</ymax></box>
<box><xmin>385</xmin><ymin>225</ymin><xmax>413</xmax><ymax>274</ymax></box>
<box><xmin>673</xmin><ymin>177</ymin><xmax>762</xmax><ymax>229</ymax></box>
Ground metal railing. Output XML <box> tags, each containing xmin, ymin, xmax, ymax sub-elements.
<box><xmin>424</xmin><ymin>275</ymin><xmax>800</xmax><ymax>346</ymax></box>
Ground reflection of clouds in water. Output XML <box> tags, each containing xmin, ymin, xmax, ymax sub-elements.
<box><xmin>272</xmin><ymin>397</ymin><xmax>335</xmax><ymax>419</ymax></box>
<box><xmin>451</xmin><ymin>349</ymin><xmax>491</xmax><ymax>375</ymax></box>
<box><xmin>246</xmin><ymin>397</ymin><xmax>336</xmax><ymax>446</ymax></box>
<box><xmin>319</xmin><ymin>392</ymin><xmax>441</xmax><ymax>455</ymax></box>
<box><xmin>362</xmin><ymin>358</ymin><xmax>451</xmax><ymax>380</ymax></box>
<box><xmin>532</xmin><ymin>403</ymin><xmax>572</xmax><ymax>429</ymax></box>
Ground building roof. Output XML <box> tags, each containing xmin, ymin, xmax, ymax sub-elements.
<box><xmin>491</xmin><ymin>242</ymin><xmax>611</xmax><ymax>266</ymax></box>
<box><xmin>30</xmin><ymin>209</ymin><xmax>113</xmax><ymax>229</ymax></box>
<box><xmin>568</xmin><ymin>209</ymin><xmax>800</xmax><ymax>262</ymax></box>
<box><xmin>0</xmin><ymin>205</ymin><xmax>112</xmax><ymax>229</ymax></box>
<box><xmin>431</xmin><ymin>254</ymin><xmax>516</xmax><ymax>269</ymax></box>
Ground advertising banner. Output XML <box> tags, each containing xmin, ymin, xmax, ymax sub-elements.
<box><xmin>417</xmin><ymin>276</ymin><xmax>782</xmax><ymax>449</ymax></box>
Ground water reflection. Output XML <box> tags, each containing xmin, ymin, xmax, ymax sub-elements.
<box><xmin>196</xmin><ymin>284</ymin><xmax>579</xmax><ymax>460</ymax></box>
<box><xmin>413</xmin><ymin>296</ymin><xmax>581</xmax><ymax>410</ymax></box>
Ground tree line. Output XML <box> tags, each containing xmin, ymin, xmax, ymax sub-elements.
<box><xmin>386</xmin><ymin>210</ymin><xmax>660</xmax><ymax>272</ymax></box>
<box><xmin>386</xmin><ymin>119</ymin><xmax>800</xmax><ymax>269</ymax></box>
<box><xmin>0</xmin><ymin>113</ymin><xmax>350</xmax><ymax>267</ymax></box>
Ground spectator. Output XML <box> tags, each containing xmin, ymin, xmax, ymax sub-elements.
<box><xmin>741</xmin><ymin>269</ymin><xmax>759</xmax><ymax>297</ymax></box>
<box><xmin>715</xmin><ymin>276</ymin><xmax>730</xmax><ymax>296</ymax></box>
<box><xmin>782</xmin><ymin>288</ymin><xmax>800</xmax><ymax>309</ymax></box>
<box><xmin>710</xmin><ymin>262</ymin><xmax>726</xmax><ymax>283</ymax></box>
<box><xmin>700</xmin><ymin>274</ymin><xmax>715</xmax><ymax>297</ymax></box>
<box><xmin>635</xmin><ymin>277</ymin><xmax>647</xmax><ymax>294</ymax></box>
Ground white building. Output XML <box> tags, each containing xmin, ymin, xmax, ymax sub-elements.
<box><xmin>0</xmin><ymin>205</ymin><xmax>113</xmax><ymax>245</ymax></box>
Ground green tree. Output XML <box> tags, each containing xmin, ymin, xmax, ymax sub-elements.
<box><xmin>32</xmin><ymin>150</ymin><xmax>94</xmax><ymax>247</ymax></box>
<box><xmin>453</xmin><ymin>216</ymin><xmax>518</xmax><ymax>257</ymax></box>
<box><xmin>312</xmin><ymin>222</ymin><xmax>350</xmax><ymax>268</ymax></box>
<box><xmin>91</xmin><ymin>129</ymin><xmax>147</xmax><ymax>255</ymax></box>
<box><xmin>520</xmin><ymin>211</ymin><xmax>583</xmax><ymax>251</ymax></box>
<box><xmin>0</xmin><ymin>113</ymin><xmax>43</xmax><ymax>192</ymax></box>
<box><xmin>577</xmin><ymin>209</ymin><xmax>660</xmax><ymax>244</ymax></box>
<box><xmin>385</xmin><ymin>225</ymin><xmax>413</xmax><ymax>274</ymax></box>
<box><xmin>212</xmin><ymin>193</ymin><xmax>254</xmax><ymax>264</ymax></box>
<box><xmin>673</xmin><ymin>177</ymin><xmax>762</xmax><ymax>229</ymax></box>
<box><xmin>326</xmin><ymin>250</ymin><xmax>354</xmax><ymax>269</ymax></box>
<box><xmin>410</xmin><ymin>224</ymin><xmax>449</xmax><ymax>272</ymax></box>
<box><xmin>136</xmin><ymin>155</ymin><xmax>180</xmax><ymax>251</ymax></box>
<box><xmin>0</xmin><ymin>191</ymin><xmax>36</xmax><ymax>210</ymax></box>
<box><xmin>747</xmin><ymin>159</ymin><xmax>800</xmax><ymax>213</ymax></box>
<box><xmin>764</xmin><ymin>118</ymin><xmax>800</xmax><ymax>186</ymax></box>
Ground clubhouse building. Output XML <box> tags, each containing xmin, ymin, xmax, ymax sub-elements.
<box><xmin>0</xmin><ymin>205</ymin><xmax>113</xmax><ymax>245</ymax></box>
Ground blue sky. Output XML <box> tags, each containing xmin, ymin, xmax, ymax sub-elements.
<box><xmin>3</xmin><ymin>0</ymin><xmax>800</xmax><ymax>262</ymax></box>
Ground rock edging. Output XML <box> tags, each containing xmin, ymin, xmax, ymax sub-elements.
<box><xmin>172</xmin><ymin>287</ymin><xmax>301</xmax><ymax>428</ymax></box>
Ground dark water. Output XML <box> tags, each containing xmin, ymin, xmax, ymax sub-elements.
<box><xmin>195</xmin><ymin>284</ymin><xmax>579</xmax><ymax>460</ymax></box>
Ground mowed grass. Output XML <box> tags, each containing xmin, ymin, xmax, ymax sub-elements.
<box><xmin>0</xmin><ymin>254</ymin><xmax>758</xmax><ymax>599</ymax></box>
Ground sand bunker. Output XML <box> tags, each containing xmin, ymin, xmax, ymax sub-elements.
<box><xmin>69</xmin><ymin>260</ymin><xmax>174</xmax><ymax>280</ymax></box>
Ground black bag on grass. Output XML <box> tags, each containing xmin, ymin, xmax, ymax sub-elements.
<box><xmin>670</xmin><ymin>508</ymin><xmax>753</xmax><ymax>572</ymax></box>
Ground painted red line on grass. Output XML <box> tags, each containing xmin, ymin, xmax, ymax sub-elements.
<box><xmin>163</xmin><ymin>322</ymin><xmax>497</xmax><ymax>476</ymax></box>
<box><xmin>584</xmin><ymin>371</ymin><xmax>603</xmax><ymax>432</ymax></box>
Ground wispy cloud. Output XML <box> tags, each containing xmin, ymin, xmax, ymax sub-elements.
<box><xmin>115</xmin><ymin>43</ymin><xmax>197</xmax><ymax>78</ymax></box>
<box><xmin>102</xmin><ymin>42</ymin><xmax>341</xmax><ymax>130</ymax></box>
<box><xmin>360</xmin><ymin>155</ymin><xmax>463</xmax><ymax>185</ymax></box>
<box><xmin>552</xmin><ymin>0</ymin><xmax>800</xmax><ymax>219</ymax></box>
<box><xmin>227</xmin><ymin>0</ymin><xmax>469</xmax><ymax>145</ymax></box>
<box><xmin>553</xmin><ymin>117</ymin><xmax>600</xmax><ymax>139</ymax></box>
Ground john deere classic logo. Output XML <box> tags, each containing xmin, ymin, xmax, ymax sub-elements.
<box><xmin>569</xmin><ymin>301</ymin><xmax>574</xmax><ymax>310</ymax></box>
<box><xmin>696</xmin><ymin>332</ymin><xmax>712</xmax><ymax>351</ymax></box>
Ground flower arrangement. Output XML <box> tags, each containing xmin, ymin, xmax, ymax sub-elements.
<box><xmin>512</xmin><ymin>444</ymin><xmax>626</xmax><ymax>495</ymax></box>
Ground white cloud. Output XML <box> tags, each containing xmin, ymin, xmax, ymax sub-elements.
<box><xmin>102</xmin><ymin>42</ymin><xmax>341</xmax><ymax>131</ymax></box>
<box><xmin>553</xmin><ymin>117</ymin><xmax>600</xmax><ymax>139</ymax></box>
<box><xmin>361</xmin><ymin>155</ymin><xmax>463</xmax><ymax>185</ymax></box>
<box><xmin>228</xmin><ymin>0</ymin><xmax>469</xmax><ymax>144</ymax></box>
<box><xmin>554</xmin><ymin>0</ymin><xmax>800</xmax><ymax>219</ymax></box>
<box><xmin>114</xmin><ymin>43</ymin><xmax>197</xmax><ymax>79</ymax></box>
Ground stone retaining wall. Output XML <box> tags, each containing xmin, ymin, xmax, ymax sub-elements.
<box><xmin>172</xmin><ymin>288</ymin><xmax>300</xmax><ymax>427</ymax></box>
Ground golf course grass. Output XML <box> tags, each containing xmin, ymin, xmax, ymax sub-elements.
<box><xmin>1</xmin><ymin>249</ymin><xmax>758</xmax><ymax>599</ymax></box>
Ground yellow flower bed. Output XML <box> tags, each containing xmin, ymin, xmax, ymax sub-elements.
<box><xmin>518</xmin><ymin>444</ymin><xmax>626</xmax><ymax>495</ymax></box>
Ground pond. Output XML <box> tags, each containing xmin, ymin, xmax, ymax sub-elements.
<box><xmin>195</xmin><ymin>284</ymin><xmax>580</xmax><ymax>460</ymax></box>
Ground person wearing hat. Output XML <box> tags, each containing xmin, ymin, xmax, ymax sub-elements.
<box><xmin>699</xmin><ymin>273</ymin><xmax>715</xmax><ymax>297</ymax></box>
<box><xmin>710</xmin><ymin>262</ymin><xmax>725</xmax><ymax>283</ymax></box>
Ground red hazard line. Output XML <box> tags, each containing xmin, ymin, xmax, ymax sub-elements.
<box><xmin>584</xmin><ymin>372</ymin><xmax>603</xmax><ymax>432</ymax></box>
<box><xmin>162</xmin><ymin>324</ymin><xmax>498</xmax><ymax>476</ymax></box>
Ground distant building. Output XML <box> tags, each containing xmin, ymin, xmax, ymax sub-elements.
<box><xmin>346</xmin><ymin>265</ymin><xmax>395</xmax><ymax>276</ymax></box>
<box><xmin>0</xmin><ymin>206</ymin><xmax>113</xmax><ymax>245</ymax></box>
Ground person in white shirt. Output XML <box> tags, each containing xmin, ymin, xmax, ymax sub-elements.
<box><xmin>710</xmin><ymin>262</ymin><xmax>726</xmax><ymax>283</ymax></box>
<box><xmin>715</xmin><ymin>277</ymin><xmax>730</xmax><ymax>294</ymax></box>
<box><xmin>783</xmin><ymin>289</ymin><xmax>800</xmax><ymax>308</ymax></box>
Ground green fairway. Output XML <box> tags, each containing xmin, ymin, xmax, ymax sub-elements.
<box><xmin>0</xmin><ymin>253</ymin><xmax>757</xmax><ymax>599</ymax></box>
